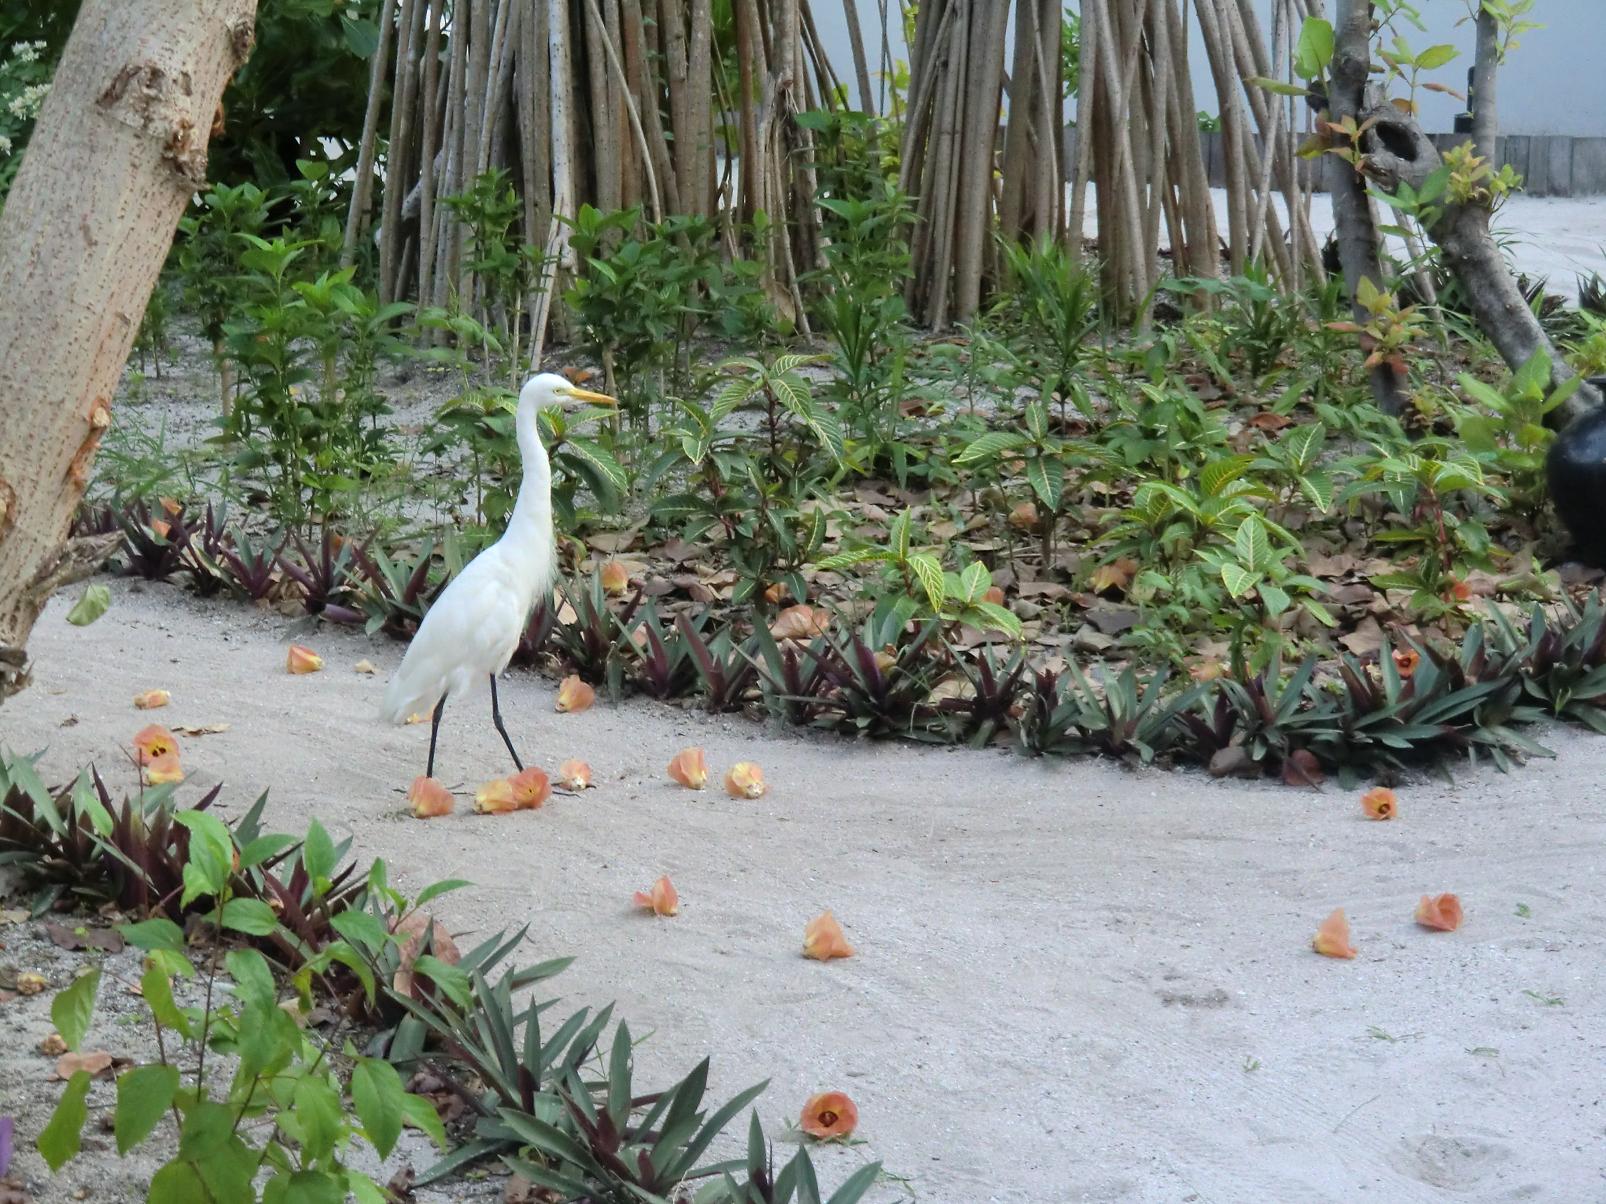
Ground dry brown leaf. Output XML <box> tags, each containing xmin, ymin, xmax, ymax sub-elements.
<box><xmin>16</xmin><ymin>972</ymin><xmax>47</xmax><ymax>996</ymax></box>
<box><xmin>172</xmin><ymin>723</ymin><xmax>230</xmax><ymax>737</ymax></box>
<box><xmin>390</xmin><ymin>912</ymin><xmax>462</xmax><ymax>999</ymax></box>
<box><xmin>770</xmin><ymin>605</ymin><xmax>830</xmax><ymax>642</ymax></box>
<box><xmin>38</xmin><ymin>1033</ymin><xmax>66</xmax><ymax>1056</ymax></box>
<box><xmin>55</xmin><ymin>1050</ymin><xmax>115</xmax><ymax>1080</ymax></box>
<box><xmin>1281</xmin><ymin>748</ymin><xmax>1324</xmax><ymax>789</ymax></box>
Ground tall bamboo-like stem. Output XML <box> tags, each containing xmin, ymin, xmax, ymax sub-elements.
<box><xmin>342</xmin><ymin>0</ymin><xmax>397</xmax><ymax>267</ymax></box>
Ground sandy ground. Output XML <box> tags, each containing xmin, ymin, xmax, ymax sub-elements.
<box><xmin>2</xmin><ymin>579</ymin><xmax>1604</xmax><ymax>1202</ymax></box>
<box><xmin>1077</xmin><ymin>187</ymin><xmax>1606</xmax><ymax>302</ymax></box>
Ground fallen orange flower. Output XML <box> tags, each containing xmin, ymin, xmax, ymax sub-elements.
<box><xmin>803</xmin><ymin>911</ymin><xmax>854</xmax><ymax>961</ymax></box>
<box><xmin>555</xmin><ymin>675</ymin><xmax>596</xmax><ymax>713</ymax></box>
<box><xmin>1360</xmin><ymin>787</ymin><xmax>1398</xmax><ymax>820</ymax></box>
<box><xmin>1313</xmin><ymin>908</ymin><xmax>1357</xmax><ymax>959</ymax></box>
<box><xmin>1392</xmin><ymin>648</ymin><xmax>1420</xmax><ymax>678</ymax></box>
<box><xmin>800</xmin><ymin>1091</ymin><xmax>858</xmax><ymax>1141</ymax></box>
<box><xmin>1415</xmin><ymin>892</ymin><xmax>1463</xmax><ymax>932</ymax></box>
<box><xmin>132</xmin><ymin>689</ymin><xmax>170</xmax><ymax>710</ymax></box>
<box><xmin>509</xmin><ymin>767</ymin><xmax>551</xmax><ymax>810</ymax></box>
<box><xmin>724</xmin><ymin>762</ymin><xmax>766</xmax><ymax>799</ymax></box>
<box><xmin>149</xmin><ymin>517</ymin><xmax>172</xmax><ymax>540</ymax></box>
<box><xmin>633</xmin><ymin>875</ymin><xmax>679</xmax><ymax>916</ymax></box>
<box><xmin>287</xmin><ymin>644</ymin><xmax>323</xmax><ymax>674</ymax></box>
<box><xmin>408</xmin><ymin>776</ymin><xmax>454</xmax><ymax>818</ymax></box>
<box><xmin>132</xmin><ymin>725</ymin><xmax>179</xmax><ymax>765</ymax></box>
<box><xmin>667</xmin><ymin>747</ymin><xmax>708</xmax><ymax>789</ymax></box>
<box><xmin>144</xmin><ymin>752</ymin><xmax>184</xmax><ymax>786</ymax></box>
<box><xmin>600</xmin><ymin>559</ymin><xmax>631</xmax><ymax>595</ymax></box>
<box><xmin>556</xmin><ymin>759</ymin><xmax>593</xmax><ymax>790</ymax></box>
<box><xmin>473</xmin><ymin>778</ymin><xmax>519</xmax><ymax>815</ymax></box>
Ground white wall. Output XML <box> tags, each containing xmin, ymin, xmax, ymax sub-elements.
<box><xmin>810</xmin><ymin>1</ymin><xmax>1605</xmax><ymax>137</ymax></box>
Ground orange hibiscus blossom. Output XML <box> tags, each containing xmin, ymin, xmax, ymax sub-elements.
<box><xmin>1313</xmin><ymin>908</ymin><xmax>1357</xmax><ymax>959</ymax></box>
<box><xmin>1360</xmin><ymin>787</ymin><xmax>1397</xmax><ymax>820</ymax></box>
<box><xmin>803</xmin><ymin>911</ymin><xmax>854</xmax><ymax>961</ymax></box>
<box><xmin>1415</xmin><ymin>892</ymin><xmax>1463</xmax><ymax>932</ymax></box>
<box><xmin>633</xmin><ymin>875</ymin><xmax>679</xmax><ymax>916</ymax></box>
<box><xmin>800</xmin><ymin>1091</ymin><xmax>858</xmax><ymax>1141</ymax></box>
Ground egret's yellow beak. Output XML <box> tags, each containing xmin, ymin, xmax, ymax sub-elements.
<box><xmin>565</xmin><ymin>386</ymin><xmax>617</xmax><ymax>407</ymax></box>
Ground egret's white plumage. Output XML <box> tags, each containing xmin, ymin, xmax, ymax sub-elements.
<box><xmin>381</xmin><ymin>373</ymin><xmax>613</xmax><ymax>727</ymax></box>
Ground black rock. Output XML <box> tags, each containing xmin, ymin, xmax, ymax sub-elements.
<box><xmin>1546</xmin><ymin>376</ymin><xmax>1606</xmax><ymax>565</ymax></box>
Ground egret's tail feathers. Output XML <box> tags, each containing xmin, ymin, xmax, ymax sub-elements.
<box><xmin>380</xmin><ymin>673</ymin><xmax>435</xmax><ymax>726</ymax></box>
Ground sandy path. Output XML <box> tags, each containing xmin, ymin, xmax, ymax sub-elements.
<box><xmin>5</xmin><ymin>579</ymin><xmax>1604</xmax><ymax>1203</ymax></box>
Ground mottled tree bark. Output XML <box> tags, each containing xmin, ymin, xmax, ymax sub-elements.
<box><xmin>0</xmin><ymin>0</ymin><xmax>257</xmax><ymax>702</ymax></box>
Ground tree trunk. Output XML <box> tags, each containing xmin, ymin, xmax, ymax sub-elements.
<box><xmin>1357</xmin><ymin>105</ymin><xmax>1600</xmax><ymax>427</ymax></box>
<box><xmin>1327</xmin><ymin>0</ymin><xmax>1406</xmax><ymax>416</ymax></box>
<box><xmin>0</xmin><ymin>0</ymin><xmax>257</xmax><ymax>703</ymax></box>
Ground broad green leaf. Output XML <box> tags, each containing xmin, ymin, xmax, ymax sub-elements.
<box><xmin>147</xmin><ymin>1162</ymin><xmax>209</xmax><ymax>1203</ymax></box>
<box><xmin>1026</xmin><ymin>455</ymin><xmax>1065</xmax><ymax>509</ymax></box>
<box><xmin>907</xmin><ymin>554</ymin><xmax>945</xmax><ymax>612</ymax></box>
<box><xmin>958</xmin><ymin>561</ymin><xmax>990</xmax><ymax>605</ymax></box>
<box><xmin>1416</xmin><ymin>43</ymin><xmax>1459</xmax><ymax>70</ymax></box>
<box><xmin>890</xmin><ymin>509</ymin><xmax>912</xmax><ymax>561</ymax></box>
<box><xmin>1221</xmin><ymin>563</ymin><xmax>1260</xmax><ymax>599</ymax></box>
<box><xmin>38</xmin><ymin>1070</ymin><xmax>91</xmax><ymax>1170</ymax></box>
<box><xmin>954</xmin><ymin>430</ymin><xmax>1030</xmax><ymax>464</ymax></box>
<box><xmin>174</xmin><ymin>811</ymin><xmax>233</xmax><ymax>903</ymax></box>
<box><xmin>401</xmin><ymin>1091</ymin><xmax>448</xmax><ymax>1150</ymax></box>
<box><xmin>412</xmin><ymin>955</ymin><xmax>471</xmax><ymax>1009</ymax></box>
<box><xmin>65</xmin><ymin>584</ymin><xmax>111</xmax><ymax>627</ymax></box>
<box><xmin>970</xmin><ymin>601</ymin><xmax>1024</xmax><ymax>639</ymax></box>
<box><xmin>351</xmin><ymin>1058</ymin><xmax>405</xmax><ymax>1160</ymax></box>
<box><xmin>301</xmin><ymin>819</ymin><xmax>336</xmax><ymax>886</ymax></box>
<box><xmin>292</xmin><ymin>1077</ymin><xmax>344</xmax><ymax>1163</ymax></box>
<box><xmin>1234</xmin><ymin>516</ymin><xmax>1272</xmax><ymax>573</ymax></box>
<box><xmin>414</xmin><ymin>879</ymin><xmax>470</xmax><ymax>908</ymax></box>
<box><xmin>1259</xmin><ymin>583</ymin><xmax>1291</xmax><ymax>617</ymax></box>
<box><xmin>115</xmin><ymin>1064</ymin><xmax>179</xmax><ymax>1154</ymax></box>
<box><xmin>1250</xmin><ymin>75</ymin><xmax>1310</xmax><ymax>95</ymax></box>
<box><xmin>224</xmin><ymin>949</ymin><xmax>277</xmax><ymax>1012</ymax></box>
<box><xmin>51</xmin><ymin>967</ymin><xmax>100</xmax><ymax>1050</ymax></box>
<box><xmin>329</xmin><ymin>909</ymin><xmax>388</xmax><ymax>953</ymax></box>
<box><xmin>1294</xmin><ymin>17</ymin><xmax>1335</xmax><ymax>77</ymax></box>
<box><xmin>1298</xmin><ymin>473</ymin><xmax>1335</xmax><ymax>513</ymax></box>
<box><xmin>220</xmin><ymin>898</ymin><xmax>278</xmax><ymax>936</ymax></box>
<box><xmin>120</xmin><ymin>918</ymin><xmax>184</xmax><ymax>952</ymax></box>
<box><xmin>140</xmin><ymin>965</ymin><xmax>192</xmax><ymax>1036</ymax></box>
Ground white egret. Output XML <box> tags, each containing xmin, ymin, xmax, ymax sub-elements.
<box><xmin>381</xmin><ymin>373</ymin><xmax>616</xmax><ymax>775</ymax></box>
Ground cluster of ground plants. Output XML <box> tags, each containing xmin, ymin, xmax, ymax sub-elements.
<box><xmin>0</xmin><ymin>751</ymin><xmax>883</xmax><ymax>1202</ymax></box>
<box><xmin>86</xmin><ymin>135</ymin><xmax>1606</xmax><ymax>785</ymax></box>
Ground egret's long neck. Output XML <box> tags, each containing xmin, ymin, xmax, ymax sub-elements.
<box><xmin>503</xmin><ymin>404</ymin><xmax>555</xmax><ymax>561</ymax></box>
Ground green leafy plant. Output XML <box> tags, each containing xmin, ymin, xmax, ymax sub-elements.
<box><xmin>37</xmin><ymin>810</ymin><xmax>436</xmax><ymax>1199</ymax></box>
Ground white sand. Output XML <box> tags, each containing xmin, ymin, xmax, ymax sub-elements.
<box><xmin>4</xmin><ymin>579</ymin><xmax>1604</xmax><ymax>1202</ymax></box>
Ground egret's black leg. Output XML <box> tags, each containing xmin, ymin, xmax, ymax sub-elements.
<box><xmin>427</xmin><ymin>693</ymin><xmax>447</xmax><ymax>778</ymax></box>
<box><xmin>489</xmin><ymin>674</ymin><xmax>524</xmax><ymax>770</ymax></box>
